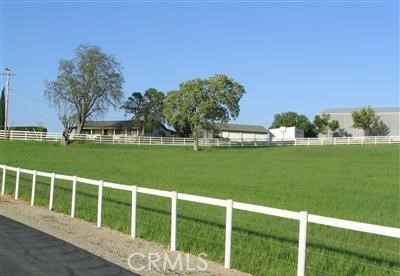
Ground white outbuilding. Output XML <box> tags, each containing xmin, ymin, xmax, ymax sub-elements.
<box><xmin>269</xmin><ymin>126</ymin><xmax>304</xmax><ymax>141</ymax></box>
<box><xmin>203</xmin><ymin>123</ymin><xmax>269</xmax><ymax>140</ymax></box>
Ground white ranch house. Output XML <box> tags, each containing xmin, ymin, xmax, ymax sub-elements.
<box><xmin>82</xmin><ymin>120</ymin><xmax>305</xmax><ymax>141</ymax></box>
<box><xmin>82</xmin><ymin>120</ymin><xmax>174</xmax><ymax>137</ymax></box>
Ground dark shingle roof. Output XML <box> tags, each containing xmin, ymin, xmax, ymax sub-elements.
<box><xmin>83</xmin><ymin>120</ymin><xmax>174</xmax><ymax>133</ymax></box>
<box><xmin>84</xmin><ymin>121</ymin><xmax>267</xmax><ymax>133</ymax></box>
<box><xmin>83</xmin><ymin>120</ymin><xmax>139</xmax><ymax>129</ymax></box>
<box><xmin>219</xmin><ymin>123</ymin><xmax>268</xmax><ymax>133</ymax></box>
<box><xmin>321</xmin><ymin>107</ymin><xmax>400</xmax><ymax>114</ymax></box>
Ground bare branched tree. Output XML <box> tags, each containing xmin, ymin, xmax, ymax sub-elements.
<box><xmin>45</xmin><ymin>44</ymin><xmax>124</xmax><ymax>134</ymax></box>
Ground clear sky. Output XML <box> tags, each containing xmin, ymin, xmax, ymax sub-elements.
<box><xmin>1</xmin><ymin>0</ymin><xmax>399</xmax><ymax>131</ymax></box>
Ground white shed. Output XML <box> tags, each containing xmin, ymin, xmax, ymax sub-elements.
<box><xmin>269</xmin><ymin>126</ymin><xmax>304</xmax><ymax>141</ymax></box>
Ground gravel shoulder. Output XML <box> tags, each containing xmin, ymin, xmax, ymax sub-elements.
<box><xmin>0</xmin><ymin>195</ymin><xmax>249</xmax><ymax>276</ymax></box>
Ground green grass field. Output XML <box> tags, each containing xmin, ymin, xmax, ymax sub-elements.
<box><xmin>0</xmin><ymin>141</ymin><xmax>399</xmax><ymax>275</ymax></box>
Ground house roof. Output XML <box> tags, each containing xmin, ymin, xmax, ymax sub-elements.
<box><xmin>219</xmin><ymin>123</ymin><xmax>268</xmax><ymax>133</ymax></box>
<box><xmin>83</xmin><ymin>120</ymin><xmax>174</xmax><ymax>133</ymax></box>
<box><xmin>83</xmin><ymin>120</ymin><xmax>139</xmax><ymax>129</ymax></box>
<box><xmin>321</xmin><ymin>107</ymin><xmax>400</xmax><ymax>114</ymax></box>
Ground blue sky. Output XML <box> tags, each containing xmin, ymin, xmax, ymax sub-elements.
<box><xmin>1</xmin><ymin>0</ymin><xmax>399</xmax><ymax>131</ymax></box>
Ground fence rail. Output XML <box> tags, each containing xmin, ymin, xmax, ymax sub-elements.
<box><xmin>1</xmin><ymin>130</ymin><xmax>399</xmax><ymax>147</ymax></box>
<box><xmin>1</xmin><ymin>164</ymin><xmax>399</xmax><ymax>276</ymax></box>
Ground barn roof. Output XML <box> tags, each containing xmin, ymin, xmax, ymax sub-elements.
<box><xmin>321</xmin><ymin>107</ymin><xmax>400</xmax><ymax>114</ymax></box>
<box><xmin>83</xmin><ymin>120</ymin><xmax>139</xmax><ymax>129</ymax></box>
<box><xmin>219</xmin><ymin>123</ymin><xmax>268</xmax><ymax>133</ymax></box>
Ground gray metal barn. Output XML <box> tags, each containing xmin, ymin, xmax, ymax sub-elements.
<box><xmin>320</xmin><ymin>107</ymin><xmax>400</xmax><ymax>137</ymax></box>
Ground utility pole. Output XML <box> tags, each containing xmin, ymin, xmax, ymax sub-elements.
<box><xmin>1</xmin><ymin>68</ymin><xmax>16</xmax><ymax>140</ymax></box>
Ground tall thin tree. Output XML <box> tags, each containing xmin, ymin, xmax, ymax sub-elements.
<box><xmin>0</xmin><ymin>87</ymin><xmax>5</xmax><ymax>128</ymax></box>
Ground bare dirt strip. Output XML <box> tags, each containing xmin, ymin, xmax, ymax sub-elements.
<box><xmin>0</xmin><ymin>195</ymin><xmax>249</xmax><ymax>276</ymax></box>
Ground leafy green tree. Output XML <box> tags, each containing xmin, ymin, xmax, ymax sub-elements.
<box><xmin>122</xmin><ymin>92</ymin><xmax>145</xmax><ymax>135</ymax></box>
<box><xmin>314</xmin><ymin>113</ymin><xmax>340</xmax><ymax>137</ymax></box>
<box><xmin>122</xmin><ymin>88</ymin><xmax>165</xmax><ymax>136</ymax></box>
<box><xmin>313</xmin><ymin>113</ymin><xmax>330</xmax><ymax>135</ymax></box>
<box><xmin>171</xmin><ymin>120</ymin><xmax>192</xmax><ymax>137</ymax></box>
<box><xmin>352</xmin><ymin>106</ymin><xmax>381</xmax><ymax>136</ymax></box>
<box><xmin>271</xmin><ymin>111</ymin><xmax>317</xmax><ymax>137</ymax></box>
<box><xmin>328</xmin><ymin>120</ymin><xmax>340</xmax><ymax>135</ymax></box>
<box><xmin>45</xmin><ymin>44</ymin><xmax>124</xmax><ymax>134</ymax></box>
<box><xmin>164</xmin><ymin>74</ymin><xmax>245</xmax><ymax>151</ymax></box>
<box><xmin>0</xmin><ymin>87</ymin><xmax>4</xmax><ymax>128</ymax></box>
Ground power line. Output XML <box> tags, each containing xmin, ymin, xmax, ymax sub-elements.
<box><xmin>10</xmin><ymin>89</ymin><xmax>49</xmax><ymax>105</ymax></box>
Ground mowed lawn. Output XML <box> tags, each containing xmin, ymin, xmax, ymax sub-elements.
<box><xmin>0</xmin><ymin>141</ymin><xmax>399</xmax><ymax>275</ymax></box>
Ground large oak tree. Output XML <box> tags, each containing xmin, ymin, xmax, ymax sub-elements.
<box><xmin>164</xmin><ymin>74</ymin><xmax>245</xmax><ymax>151</ymax></box>
<box><xmin>45</xmin><ymin>44</ymin><xmax>124</xmax><ymax>135</ymax></box>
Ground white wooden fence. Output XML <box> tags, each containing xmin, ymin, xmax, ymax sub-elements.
<box><xmin>1</xmin><ymin>130</ymin><xmax>399</xmax><ymax>147</ymax></box>
<box><xmin>1</xmin><ymin>164</ymin><xmax>399</xmax><ymax>276</ymax></box>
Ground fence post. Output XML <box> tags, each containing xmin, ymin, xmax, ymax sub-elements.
<box><xmin>171</xmin><ymin>191</ymin><xmax>178</xmax><ymax>251</ymax></box>
<box><xmin>31</xmin><ymin>170</ymin><xmax>37</xmax><ymax>206</ymax></box>
<box><xmin>97</xmin><ymin>180</ymin><xmax>104</xmax><ymax>228</ymax></box>
<box><xmin>1</xmin><ymin>165</ymin><xmax>6</xmax><ymax>195</ymax></box>
<box><xmin>131</xmin><ymin>185</ymin><xmax>137</xmax><ymax>239</ymax></box>
<box><xmin>307</xmin><ymin>138</ymin><xmax>310</xmax><ymax>146</ymax></box>
<box><xmin>71</xmin><ymin>176</ymin><xmax>77</xmax><ymax>218</ymax></box>
<box><xmin>347</xmin><ymin>137</ymin><xmax>350</xmax><ymax>146</ymax></box>
<box><xmin>375</xmin><ymin>136</ymin><xmax>377</xmax><ymax>145</ymax></box>
<box><xmin>334</xmin><ymin>138</ymin><xmax>337</xmax><ymax>145</ymax></box>
<box><xmin>224</xmin><ymin>199</ymin><xmax>233</xmax><ymax>269</ymax></box>
<box><xmin>15</xmin><ymin>168</ymin><xmax>20</xmax><ymax>200</ymax></box>
<box><xmin>49</xmin><ymin>173</ymin><xmax>55</xmax><ymax>210</ymax></box>
<box><xmin>361</xmin><ymin>137</ymin><xmax>364</xmax><ymax>146</ymax></box>
<box><xmin>297</xmin><ymin>211</ymin><xmax>308</xmax><ymax>276</ymax></box>
<box><xmin>294</xmin><ymin>139</ymin><xmax>297</xmax><ymax>146</ymax></box>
